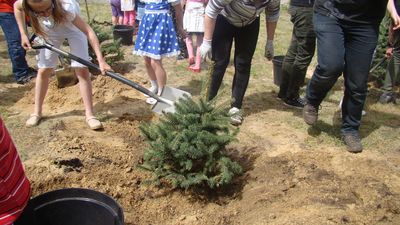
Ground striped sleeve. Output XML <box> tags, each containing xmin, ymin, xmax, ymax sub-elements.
<box><xmin>205</xmin><ymin>0</ymin><xmax>235</xmax><ymax>19</ymax></box>
<box><xmin>265</xmin><ymin>0</ymin><xmax>280</xmax><ymax>22</ymax></box>
<box><xmin>0</xmin><ymin>118</ymin><xmax>31</xmax><ymax>225</ymax></box>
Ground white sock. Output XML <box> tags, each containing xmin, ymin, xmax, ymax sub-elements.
<box><xmin>157</xmin><ymin>86</ymin><xmax>163</xmax><ymax>96</ymax></box>
<box><xmin>149</xmin><ymin>80</ymin><xmax>158</xmax><ymax>93</ymax></box>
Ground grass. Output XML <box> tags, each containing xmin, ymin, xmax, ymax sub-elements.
<box><xmin>1</xmin><ymin>2</ymin><xmax>399</xmax><ymax>152</ymax></box>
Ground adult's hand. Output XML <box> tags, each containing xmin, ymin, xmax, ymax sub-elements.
<box><xmin>199</xmin><ymin>38</ymin><xmax>212</xmax><ymax>60</ymax></box>
<box><xmin>264</xmin><ymin>39</ymin><xmax>274</xmax><ymax>60</ymax></box>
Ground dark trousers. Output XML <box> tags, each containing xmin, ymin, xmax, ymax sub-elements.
<box><xmin>306</xmin><ymin>13</ymin><xmax>379</xmax><ymax>134</ymax></box>
<box><xmin>208</xmin><ymin>15</ymin><xmax>259</xmax><ymax>109</ymax></box>
<box><xmin>383</xmin><ymin>29</ymin><xmax>400</xmax><ymax>92</ymax></box>
<box><xmin>0</xmin><ymin>12</ymin><xmax>29</xmax><ymax>81</ymax></box>
<box><xmin>279</xmin><ymin>6</ymin><xmax>315</xmax><ymax>100</ymax></box>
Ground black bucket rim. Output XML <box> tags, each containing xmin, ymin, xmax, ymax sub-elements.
<box><xmin>16</xmin><ymin>188</ymin><xmax>124</xmax><ymax>225</ymax></box>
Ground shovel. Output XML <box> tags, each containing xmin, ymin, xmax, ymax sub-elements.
<box><xmin>30</xmin><ymin>35</ymin><xmax>190</xmax><ymax>114</ymax></box>
<box><xmin>55</xmin><ymin>56</ymin><xmax>78</xmax><ymax>88</ymax></box>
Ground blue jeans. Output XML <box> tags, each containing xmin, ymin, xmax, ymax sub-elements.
<box><xmin>306</xmin><ymin>13</ymin><xmax>379</xmax><ymax>134</ymax></box>
<box><xmin>0</xmin><ymin>12</ymin><xmax>29</xmax><ymax>81</ymax></box>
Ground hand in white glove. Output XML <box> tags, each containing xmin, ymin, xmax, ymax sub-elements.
<box><xmin>199</xmin><ymin>39</ymin><xmax>212</xmax><ymax>60</ymax></box>
<box><xmin>264</xmin><ymin>39</ymin><xmax>274</xmax><ymax>61</ymax></box>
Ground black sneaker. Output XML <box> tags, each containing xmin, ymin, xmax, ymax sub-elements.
<box><xmin>284</xmin><ymin>97</ymin><xmax>306</xmax><ymax>109</ymax></box>
<box><xmin>16</xmin><ymin>68</ymin><xmax>37</xmax><ymax>85</ymax></box>
<box><xmin>303</xmin><ymin>103</ymin><xmax>319</xmax><ymax>125</ymax></box>
<box><xmin>378</xmin><ymin>92</ymin><xmax>396</xmax><ymax>104</ymax></box>
<box><xmin>342</xmin><ymin>132</ymin><xmax>363</xmax><ymax>153</ymax></box>
<box><xmin>276</xmin><ymin>93</ymin><xmax>285</xmax><ymax>101</ymax></box>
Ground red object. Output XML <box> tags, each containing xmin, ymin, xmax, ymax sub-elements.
<box><xmin>0</xmin><ymin>0</ymin><xmax>17</xmax><ymax>13</ymax></box>
<box><xmin>0</xmin><ymin>117</ymin><xmax>31</xmax><ymax>225</ymax></box>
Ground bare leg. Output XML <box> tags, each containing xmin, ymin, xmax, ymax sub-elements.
<box><xmin>75</xmin><ymin>67</ymin><xmax>95</xmax><ymax>118</ymax></box>
<box><xmin>112</xmin><ymin>16</ymin><xmax>117</xmax><ymax>25</ymax></box>
<box><xmin>33</xmin><ymin>68</ymin><xmax>53</xmax><ymax>116</ymax></box>
<box><xmin>118</xmin><ymin>16</ymin><xmax>123</xmax><ymax>25</ymax></box>
<box><xmin>144</xmin><ymin>57</ymin><xmax>158</xmax><ymax>93</ymax></box>
<box><xmin>190</xmin><ymin>34</ymin><xmax>203</xmax><ymax>71</ymax></box>
<box><xmin>150</xmin><ymin>58</ymin><xmax>166</xmax><ymax>94</ymax></box>
<box><xmin>185</xmin><ymin>35</ymin><xmax>194</xmax><ymax>65</ymax></box>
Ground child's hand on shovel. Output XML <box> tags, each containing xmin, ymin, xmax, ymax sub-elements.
<box><xmin>98</xmin><ymin>59</ymin><xmax>112</xmax><ymax>75</ymax></box>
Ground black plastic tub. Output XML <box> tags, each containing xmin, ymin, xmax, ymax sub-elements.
<box><xmin>113</xmin><ymin>25</ymin><xmax>134</xmax><ymax>45</ymax></box>
<box><xmin>15</xmin><ymin>188</ymin><xmax>124</xmax><ymax>225</ymax></box>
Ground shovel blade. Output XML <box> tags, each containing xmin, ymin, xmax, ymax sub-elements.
<box><xmin>151</xmin><ymin>86</ymin><xmax>191</xmax><ymax>114</ymax></box>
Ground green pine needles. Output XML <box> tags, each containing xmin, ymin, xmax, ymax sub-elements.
<box><xmin>139</xmin><ymin>97</ymin><xmax>243</xmax><ymax>190</ymax></box>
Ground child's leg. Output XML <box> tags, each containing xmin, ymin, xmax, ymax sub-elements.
<box><xmin>150</xmin><ymin>58</ymin><xmax>166</xmax><ymax>95</ymax></box>
<box><xmin>191</xmin><ymin>33</ymin><xmax>203</xmax><ymax>71</ymax></box>
<box><xmin>33</xmin><ymin>68</ymin><xmax>53</xmax><ymax>116</ymax></box>
<box><xmin>185</xmin><ymin>35</ymin><xmax>194</xmax><ymax>65</ymax></box>
<box><xmin>123</xmin><ymin>11</ymin><xmax>129</xmax><ymax>25</ymax></box>
<box><xmin>144</xmin><ymin>57</ymin><xmax>158</xmax><ymax>93</ymax></box>
<box><xmin>75</xmin><ymin>68</ymin><xmax>95</xmax><ymax>119</ymax></box>
<box><xmin>118</xmin><ymin>16</ymin><xmax>124</xmax><ymax>25</ymax></box>
<box><xmin>129</xmin><ymin>11</ymin><xmax>136</xmax><ymax>26</ymax></box>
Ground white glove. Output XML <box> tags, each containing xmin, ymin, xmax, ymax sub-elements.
<box><xmin>264</xmin><ymin>39</ymin><xmax>274</xmax><ymax>60</ymax></box>
<box><xmin>200</xmin><ymin>39</ymin><xmax>212</xmax><ymax>60</ymax></box>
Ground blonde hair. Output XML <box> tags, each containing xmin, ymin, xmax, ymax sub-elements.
<box><xmin>23</xmin><ymin>0</ymin><xmax>69</xmax><ymax>37</ymax></box>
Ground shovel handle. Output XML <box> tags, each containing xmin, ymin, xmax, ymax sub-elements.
<box><xmin>37</xmin><ymin>42</ymin><xmax>168</xmax><ymax>103</ymax></box>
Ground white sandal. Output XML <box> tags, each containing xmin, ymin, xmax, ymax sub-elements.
<box><xmin>86</xmin><ymin>117</ymin><xmax>103</xmax><ymax>130</ymax></box>
<box><xmin>26</xmin><ymin>114</ymin><xmax>41</xmax><ymax>127</ymax></box>
<box><xmin>145</xmin><ymin>97</ymin><xmax>157</xmax><ymax>105</ymax></box>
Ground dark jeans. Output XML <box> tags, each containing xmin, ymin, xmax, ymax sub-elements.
<box><xmin>0</xmin><ymin>12</ymin><xmax>29</xmax><ymax>81</ymax></box>
<box><xmin>279</xmin><ymin>6</ymin><xmax>315</xmax><ymax>100</ymax></box>
<box><xmin>208</xmin><ymin>15</ymin><xmax>259</xmax><ymax>109</ymax></box>
<box><xmin>306</xmin><ymin>13</ymin><xmax>379</xmax><ymax>134</ymax></box>
<box><xmin>383</xmin><ymin>29</ymin><xmax>400</xmax><ymax>92</ymax></box>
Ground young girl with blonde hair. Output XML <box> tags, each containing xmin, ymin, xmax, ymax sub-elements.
<box><xmin>14</xmin><ymin>0</ymin><xmax>111</xmax><ymax>130</ymax></box>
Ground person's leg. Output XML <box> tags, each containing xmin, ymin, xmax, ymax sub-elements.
<box><xmin>231</xmin><ymin>17</ymin><xmax>260</xmax><ymax>109</ymax></box>
<box><xmin>303</xmin><ymin>12</ymin><xmax>344</xmax><ymax>126</ymax></box>
<box><xmin>285</xmin><ymin>7</ymin><xmax>315</xmax><ymax>100</ymax></box>
<box><xmin>144</xmin><ymin>57</ymin><xmax>158</xmax><ymax>93</ymax></box>
<box><xmin>32</xmin><ymin>68</ymin><xmax>53</xmax><ymax>117</ymax></box>
<box><xmin>74</xmin><ymin>67</ymin><xmax>95</xmax><ymax>118</ymax></box>
<box><xmin>68</xmin><ymin>32</ymin><xmax>102</xmax><ymax>129</ymax></box>
<box><xmin>26</xmin><ymin>37</ymin><xmax>61</xmax><ymax>127</ymax></box>
<box><xmin>0</xmin><ymin>12</ymin><xmax>30</xmax><ymax>82</ymax></box>
<box><xmin>189</xmin><ymin>33</ymin><xmax>203</xmax><ymax>71</ymax></box>
<box><xmin>341</xmin><ymin>22</ymin><xmax>379</xmax><ymax>134</ymax></box>
<box><xmin>123</xmin><ymin>11</ymin><xmax>129</xmax><ymax>25</ymax></box>
<box><xmin>150</xmin><ymin>58</ymin><xmax>166</xmax><ymax>95</ymax></box>
<box><xmin>279</xmin><ymin>6</ymin><xmax>299</xmax><ymax>100</ymax></box>
<box><xmin>110</xmin><ymin>4</ymin><xmax>118</xmax><ymax>25</ymax></box>
<box><xmin>185</xmin><ymin>35</ymin><xmax>195</xmax><ymax>65</ymax></box>
<box><xmin>208</xmin><ymin>15</ymin><xmax>235</xmax><ymax>101</ymax></box>
<box><xmin>381</xmin><ymin>57</ymin><xmax>394</xmax><ymax>92</ymax></box>
<box><xmin>129</xmin><ymin>11</ymin><xmax>136</xmax><ymax>26</ymax></box>
<box><xmin>306</xmin><ymin>13</ymin><xmax>345</xmax><ymax>107</ymax></box>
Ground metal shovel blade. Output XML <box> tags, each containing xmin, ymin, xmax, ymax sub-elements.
<box><xmin>152</xmin><ymin>86</ymin><xmax>191</xmax><ymax>114</ymax></box>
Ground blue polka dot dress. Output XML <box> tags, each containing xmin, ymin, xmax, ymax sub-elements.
<box><xmin>133</xmin><ymin>0</ymin><xmax>180</xmax><ymax>59</ymax></box>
